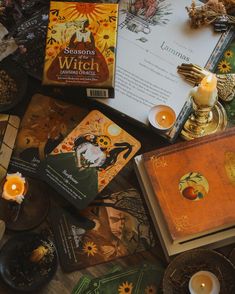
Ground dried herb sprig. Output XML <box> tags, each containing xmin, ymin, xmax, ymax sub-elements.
<box><xmin>186</xmin><ymin>0</ymin><xmax>235</xmax><ymax>29</ymax></box>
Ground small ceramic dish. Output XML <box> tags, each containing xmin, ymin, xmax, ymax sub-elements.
<box><xmin>0</xmin><ymin>233</ymin><xmax>57</xmax><ymax>292</ymax></box>
<box><xmin>163</xmin><ymin>249</ymin><xmax>235</xmax><ymax>294</ymax></box>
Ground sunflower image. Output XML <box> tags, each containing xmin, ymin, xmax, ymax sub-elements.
<box><xmin>118</xmin><ymin>281</ymin><xmax>133</xmax><ymax>294</ymax></box>
<box><xmin>224</xmin><ymin>50</ymin><xmax>233</xmax><ymax>58</ymax></box>
<box><xmin>96</xmin><ymin>27</ymin><xmax>116</xmax><ymax>51</ymax></box>
<box><xmin>145</xmin><ymin>285</ymin><xmax>157</xmax><ymax>294</ymax></box>
<box><xmin>62</xmin><ymin>3</ymin><xmax>110</xmax><ymax>22</ymax></box>
<box><xmin>96</xmin><ymin>135</ymin><xmax>111</xmax><ymax>149</ymax></box>
<box><xmin>82</xmin><ymin>241</ymin><xmax>98</xmax><ymax>257</ymax></box>
<box><xmin>217</xmin><ymin>60</ymin><xmax>231</xmax><ymax>73</ymax></box>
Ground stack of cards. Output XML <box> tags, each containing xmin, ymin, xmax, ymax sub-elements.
<box><xmin>72</xmin><ymin>263</ymin><xmax>165</xmax><ymax>294</ymax></box>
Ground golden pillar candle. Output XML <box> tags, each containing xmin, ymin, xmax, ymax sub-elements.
<box><xmin>189</xmin><ymin>271</ymin><xmax>220</xmax><ymax>294</ymax></box>
<box><xmin>2</xmin><ymin>172</ymin><xmax>27</xmax><ymax>204</ymax></box>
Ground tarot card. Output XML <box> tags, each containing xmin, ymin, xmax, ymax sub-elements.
<box><xmin>12</xmin><ymin>7</ymin><xmax>49</xmax><ymax>79</ymax></box>
<box><xmin>0</xmin><ymin>114</ymin><xmax>20</xmax><ymax>186</ymax></box>
<box><xmin>72</xmin><ymin>276</ymin><xmax>92</xmax><ymax>294</ymax></box>
<box><xmin>9</xmin><ymin>93</ymin><xmax>88</xmax><ymax>176</ymax></box>
<box><xmin>83</xmin><ymin>263</ymin><xmax>165</xmax><ymax>293</ymax></box>
<box><xmin>72</xmin><ymin>266</ymin><xmax>123</xmax><ymax>294</ymax></box>
<box><xmin>0</xmin><ymin>24</ymin><xmax>18</xmax><ymax>62</ymax></box>
<box><xmin>50</xmin><ymin>188</ymin><xmax>155</xmax><ymax>272</ymax></box>
<box><xmin>41</xmin><ymin>110</ymin><xmax>141</xmax><ymax>210</ymax></box>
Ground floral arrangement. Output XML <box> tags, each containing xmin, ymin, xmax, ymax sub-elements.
<box><xmin>186</xmin><ymin>0</ymin><xmax>235</xmax><ymax>31</ymax></box>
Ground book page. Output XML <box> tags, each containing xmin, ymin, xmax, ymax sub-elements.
<box><xmin>96</xmin><ymin>0</ymin><xmax>222</xmax><ymax>125</ymax></box>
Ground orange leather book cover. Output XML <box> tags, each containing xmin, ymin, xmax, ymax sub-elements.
<box><xmin>143</xmin><ymin>128</ymin><xmax>235</xmax><ymax>242</ymax></box>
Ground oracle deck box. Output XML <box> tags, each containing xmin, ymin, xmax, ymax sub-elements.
<box><xmin>43</xmin><ymin>1</ymin><xmax>118</xmax><ymax>98</ymax></box>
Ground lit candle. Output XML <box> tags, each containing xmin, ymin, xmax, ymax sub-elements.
<box><xmin>148</xmin><ymin>105</ymin><xmax>176</xmax><ymax>131</ymax></box>
<box><xmin>2</xmin><ymin>172</ymin><xmax>27</xmax><ymax>204</ymax></box>
<box><xmin>192</xmin><ymin>74</ymin><xmax>218</xmax><ymax>107</ymax></box>
<box><xmin>189</xmin><ymin>271</ymin><xmax>220</xmax><ymax>294</ymax></box>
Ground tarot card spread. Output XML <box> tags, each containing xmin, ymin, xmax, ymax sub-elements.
<box><xmin>42</xmin><ymin>110</ymin><xmax>141</xmax><ymax>210</ymax></box>
<box><xmin>50</xmin><ymin>188</ymin><xmax>155</xmax><ymax>272</ymax></box>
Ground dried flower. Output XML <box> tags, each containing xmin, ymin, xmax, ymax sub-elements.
<box><xmin>186</xmin><ymin>0</ymin><xmax>235</xmax><ymax>29</ymax></box>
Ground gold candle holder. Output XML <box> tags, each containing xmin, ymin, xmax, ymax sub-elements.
<box><xmin>181</xmin><ymin>75</ymin><xmax>227</xmax><ymax>140</ymax></box>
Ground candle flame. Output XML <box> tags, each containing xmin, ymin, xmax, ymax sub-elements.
<box><xmin>12</xmin><ymin>184</ymin><xmax>17</xmax><ymax>190</ymax></box>
<box><xmin>206</xmin><ymin>74</ymin><xmax>213</xmax><ymax>84</ymax></box>
<box><xmin>201</xmin><ymin>283</ymin><xmax>206</xmax><ymax>288</ymax></box>
<box><xmin>162</xmin><ymin>115</ymin><xmax>166</xmax><ymax>121</ymax></box>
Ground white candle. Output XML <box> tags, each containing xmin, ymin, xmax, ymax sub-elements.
<box><xmin>148</xmin><ymin>105</ymin><xmax>176</xmax><ymax>131</ymax></box>
<box><xmin>192</xmin><ymin>74</ymin><xmax>218</xmax><ymax>107</ymax></box>
<box><xmin>189</xmin><ymin>271</ymin><xmax>220</xmax><ymax>294</ymax></box>
<box><xmin>2</xmin><ymin>172</ymin><xmax>27</xmax><ymax>204</ymax></box>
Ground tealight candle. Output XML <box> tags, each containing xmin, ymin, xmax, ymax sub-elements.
<box><xmin>148</xmin><ymin>105</ymin><xmax>176</xmax><ymax>131</ymax></box>
<box><xmin>192</xmin><ymin>74</ymin><xmax>218</xmax><ymax>107</ymax></box>
<box><xmin>189</xmin><ymin>271</ymin><xmax>220</xmax><ymax>294</ymax></box>
<box><xmin>2</xmin><ymin>172</ymin><xmax>27</xmax><ymax>204</ymax></box>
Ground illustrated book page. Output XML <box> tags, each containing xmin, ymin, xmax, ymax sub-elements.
<box><xmin>142</xmin><ymin>128</ymin><xmax>235</xmax><ymax>242</ymax></box>
<box><xmin>96</xmin><ymin>0</ymin><xmax>224</xmax><ymax>125</ymax></box>
<box><xmin>41</xmin><ymin>110</ymin><xmax>141</xmax><ymax>210</ymax></box>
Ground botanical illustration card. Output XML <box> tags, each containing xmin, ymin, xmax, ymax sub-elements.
<box><xmin>143</xmin><ymin>128</ymin><xmax>235</xmax><ymax>242</ymax></box>
<box><xmin>42</xmin><ymin>110</ymin><xmax>141</xmax><ymax>210</ymax></box>
<box><xmin>0</xmin><ymin>115</ymin><xmax>20</xmax><ymax>186</ymax></box>
<box><xmin>50</xmin><ymin>188</ymin><xmax>155</xmax><ymax>272</ymax></box>
<box><xmin>10</xmin><ymin>93</ymin><xmax>88</xmax><ymax>176</ymax></box>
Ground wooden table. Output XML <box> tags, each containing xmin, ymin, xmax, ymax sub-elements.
<box><xmin>0</xmin><ymin>76</ymin><xmax>234</xmax><ymax>294</ymax></box>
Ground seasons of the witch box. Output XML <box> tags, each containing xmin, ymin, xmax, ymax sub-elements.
<box><xmin>43</xmin><ymin>1</ymin><xmax>118</xmax><ymax>98</ymax></box>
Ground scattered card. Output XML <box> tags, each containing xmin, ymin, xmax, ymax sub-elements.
<box><xmin>9</xmin><ymin>93</ymin><xmax>88</xmax><ymax>176</ymax></box>
<box><xmin>12</xmin><ymin>7</ymin><xmax>49</xmax><ymax>79</ymax></box>
<box><xmin>41</xmin><ymin>110</ymin><xmax>141</xmax><ymax>210</ymax></box>
<box><xmin>80</xmin><ymin>263</ymin><xmax>165</xmax><ymax>294</ymax></box>
<box><xmin>50</xmin><ymin>188</ymin><xmax>154</xmax><ymax>272</ymax></box>
<box><xmin>0</xmin><ymin>114</ymin><xmax>20</xmax><ymax>186</ymax></box>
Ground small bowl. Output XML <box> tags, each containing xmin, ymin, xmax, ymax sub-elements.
<box><xmin>0</xmin><ymin>57</ymin><xmax>28</xmax><ymax>112</ymax></box>
<box><xmin>148</xmin><ymin>105</ymin><xmax>176</xmax><ymax>132</ymax></box>
<box><xmin>0</xmin><ymin>233</ymin><xmax>57</xmax><ymax>292</ymax></box>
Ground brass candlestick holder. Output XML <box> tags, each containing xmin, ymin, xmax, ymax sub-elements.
<box><xmin>181</xmin><ymin>93</ymin><xmax>227</xmax><ymax>141</ymax></box>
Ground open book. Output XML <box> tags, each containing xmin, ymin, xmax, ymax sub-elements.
<box><xmin>134</xmin><ymin>128</ymin><xmax>235</xmax><ymax>258</ymax></box>
<box><xmin>95</xmin><ymin>0</ymin><xmax>232</xmax><ymax>141</ymax></box>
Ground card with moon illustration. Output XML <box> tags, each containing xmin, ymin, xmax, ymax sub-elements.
<box><xmin>41</xmin><ymin>110</ymin><xmax>141</xmax><ymax>210</ymax></box>
<box><xmin>142</xmin><ymin>127</ymin><xmax>235</xmax><ymax>242</ymax></box>
<box><xmin>9</xmin><ymin>94</ymin><xmax>88</xmax><ymax>177</ymax></box>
